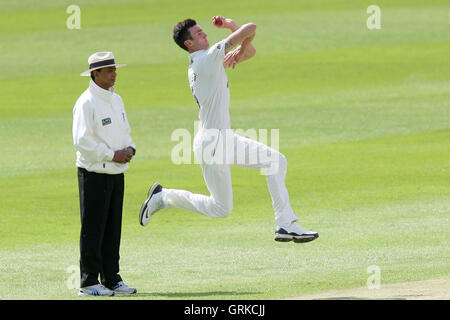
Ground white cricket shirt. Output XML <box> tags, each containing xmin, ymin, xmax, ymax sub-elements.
<box><xmin>188</xmin><ymin>40</ymin><xmax>230</xmax><ymax>130</ymax></box>
<box><xmin>72</xmin><ymin>80</ymin><xmax>136</xmax><ymax>174</ymax></box>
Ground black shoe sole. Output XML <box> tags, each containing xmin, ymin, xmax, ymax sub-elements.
<box><xmin>274</xmin><ymin>232</ymin><xmax>319</xmax><ymax>243</ymax></box>
<box><xmin>293</xmin><ymin>234</ymin><xmax>319</xmax><ymax>243</ymax></box>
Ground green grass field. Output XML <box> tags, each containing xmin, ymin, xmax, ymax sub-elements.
<box><xmin>0</xmin><ymin>0</ymin><xmax>449</xmax><ymax>300</ymax></box>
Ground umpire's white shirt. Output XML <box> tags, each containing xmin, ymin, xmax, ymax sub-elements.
<box><xmin>188</xmin><ymin>39</ymin><xmax>230</xmax><ymax>130</ymax></box>
<box><xmin>72</xmin><ymin>80</ymin><xmax>135</xmax><ymax>174</ymax></box>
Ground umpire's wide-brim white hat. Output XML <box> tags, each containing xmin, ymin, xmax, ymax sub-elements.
<box><xmin>80</xmin><ymin>51</ymin><xmax>126</xmax><ymax>76</ymax></box>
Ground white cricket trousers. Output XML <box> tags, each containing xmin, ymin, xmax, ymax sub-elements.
<box><xmin>162</xmin><ymin>129</ymin><xmax>298</xmax><ymax>227</ymax></box>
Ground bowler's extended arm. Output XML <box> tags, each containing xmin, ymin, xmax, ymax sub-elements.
<box><xmin>212</xmin><ymin>16</ymin><xmax>256</xmax><ymax>68</ymax></box>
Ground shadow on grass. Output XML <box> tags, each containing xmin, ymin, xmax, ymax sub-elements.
<box><xmin>134</xmin><ymin>291</ymin><xmax>261</xmax><ymax>298</ymax></box>
<box><xmin>310</xmin><ymin>297</ymin><xmax>407</xmax><ymax>300</ymax></box>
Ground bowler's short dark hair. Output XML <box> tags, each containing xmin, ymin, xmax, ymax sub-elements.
<box><xmin>173</xmin><ymin>19</ymin><xmax>197</xmax><ymax>51</ymax></box>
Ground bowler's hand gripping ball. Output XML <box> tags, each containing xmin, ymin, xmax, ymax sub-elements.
<box><xmin>214</xmin><ymin>17</ymin><xmax>223</xmax><ymax>26</ymax></box>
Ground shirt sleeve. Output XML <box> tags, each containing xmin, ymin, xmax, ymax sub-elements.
<box><xmin>118</xmin><ymin>96</ymin><xmax>136</xmax><ymax>152</ymax></box>
<box><xmin>72</xmin><ymin>100</ymin><xmax>115</xmax><ymax>163</ymax></box>
<box><xmin>201</xmin><ymin>39</ymin><xmax>226</xmax><ymax>70</ymax></box>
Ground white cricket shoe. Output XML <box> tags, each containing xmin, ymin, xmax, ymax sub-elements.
<box><xmin>78</xmin><ymin>284</ymin><xmax>114</xmax><ymax>297</ymax></box>
<box><xmin>274</xmin><ymin>222</ymin><xmax>319</xmax><ymax>243</ymax></box>
<box><xmin>111</xmin><ymin>281</ymin><xmax>137</xmax><ymax>295</ymax></box>
<box><xmin>139</xmin><ymin>182</ymin><xmax>163</xmax><ymax>226</ymax></box>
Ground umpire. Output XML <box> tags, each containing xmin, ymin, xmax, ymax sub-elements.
<box><xmin>73</xmin><ymin>52</ymin><xmax>137</xmax><ymax>296</ymax></box>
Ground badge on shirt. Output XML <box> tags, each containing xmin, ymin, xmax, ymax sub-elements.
<box><xmin>102</xmin><ymin>117</ymin><xmax>112</xmax><ymax>126</ymax></box>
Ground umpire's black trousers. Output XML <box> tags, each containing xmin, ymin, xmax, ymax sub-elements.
<box><xmin>77</xmin><ymin>167</ymin><xmax>124</xmax><ymax>289</ymax></box>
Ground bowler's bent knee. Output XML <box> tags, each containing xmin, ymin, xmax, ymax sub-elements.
<box><xmin>265</xmin><ymin>151</ymin><xmax>287</xmax><ymax>176</ymax></box>
<box><xmin>210</xmin><ymin>199</ymin><xmax>233</xmax><ymax>218</ymax></box>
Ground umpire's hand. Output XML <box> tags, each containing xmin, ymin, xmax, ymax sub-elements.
<box><xmin>113</xmin><ymin>147</ymin><xmax>134</xmax><ymax>163</ymax></box>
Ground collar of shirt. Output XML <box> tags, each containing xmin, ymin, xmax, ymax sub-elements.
<box><xmin>188</xmin><ymin>49</ymin><xmax>205</xmax><ymax>64</ymax></box>
<box><xmin>89</xmin><ymin>79</ymin><xmax>115</xmax><ymax>103</ymax></box>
